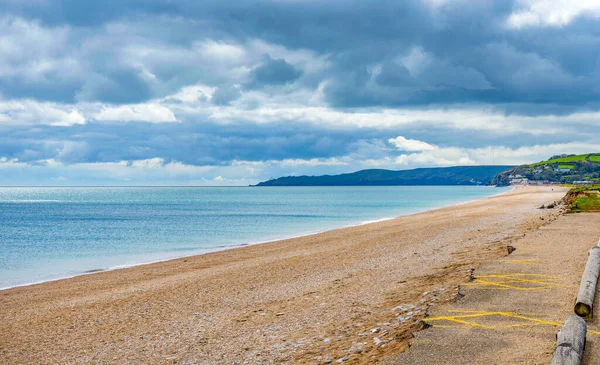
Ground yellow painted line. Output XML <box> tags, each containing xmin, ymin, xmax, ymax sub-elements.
<box><xmin>462</xmin><ymin>272</ymin><xmax>562</xmax><ymax>291</ymax></box>
<box><xmin>423</xmin><ymin>310</ymin><xmax>600</xmax><ymax>335</ymax></box>
<box><xmin>501</xmin><ymin>259</ymin><xmax>537</xmax><ymax>265</ymax></box>
<box><xmin>475</xmin><ymin>273</ymin><xmax>563</xmax><ymax>282</ymax></box>
<box><xmin>464</xmin><ymin>280</ymin><xmax>558</xmax><ymax>291</ymax></box>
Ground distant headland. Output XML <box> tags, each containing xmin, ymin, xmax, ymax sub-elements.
<box><xmin>253</xmin><ymin>165</ymin><xmax>514</xmax><ymax>186</ymax></box>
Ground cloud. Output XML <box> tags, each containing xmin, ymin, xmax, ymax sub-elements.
<box><xmin>2</xmin><ymin>1</ymin><xmax>600</xmax><ymax>185</ymax></box>
<box><xmin>507</xmin><ymin>0</ymin><xmax>600</xmax><ymax>28</ymax></box>
<box><xmin>211</xmin><ymin>85</ymin><xmax>242</xmax><ymax>106</ymax></box>
<box><xmin>0</xmin><ymin>100</ymin><xmax>85</xmax><ymax>126</ymax></box>
<box><xmin>388</xmin><ymin>136</ymin><xmax>437</xmax><ymax>152</ymax></box>
<box><xmin>93</xmin><ymin>103</ymin><xmax>177</xmax><ymax>123</ymax></box>
<box><xmin>393</xmin><ymin>142</ymin><xmax>600</xmax><ymax>167</ymax></box>
<box><xmin>247</xmin><ymin>54</ymin><xmax>303</xmax><ymax>88</ymax></box>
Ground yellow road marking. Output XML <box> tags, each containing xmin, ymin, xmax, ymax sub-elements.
<box><xmin>463</xmin><ymin>273</ymin><xmax>561</xmax><ymax>291</ymax></box>
<box><xmin>502</xmin><ymin>259</ymin><xmax>538</xmax><ymax>265</ymax></box>
<box><xmin>424</xmin><ymin>310</ymin><xmax>600</xmax><ymax>335</ymax></box>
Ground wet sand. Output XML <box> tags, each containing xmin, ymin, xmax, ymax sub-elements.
<box><xmin>0</xmin><ymin>186</ymin><xmax>566</xmax><ymax>364</ymax></box>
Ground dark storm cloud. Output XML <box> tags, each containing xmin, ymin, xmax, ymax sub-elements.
<box><xmin>2</xmin><ymin>0</ymin><xmax>600</xmax><ymax>108</ymax></box>
<box><xmin>247</xmin><ymin>55</ymin><xmax>302</xmax><ymax>88</ymax></box>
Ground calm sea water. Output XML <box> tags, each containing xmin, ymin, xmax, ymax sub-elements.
<box><xmin>0</xmin><ymin>186</ymin><xmax>508</xmax><ymax>289</ymax></box>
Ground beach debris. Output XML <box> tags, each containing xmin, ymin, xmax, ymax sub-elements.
<box><xmin>551</xmin><ymin>315</ymin><xmax>586</xmax><ymax>365</ymax></box>
<box><xmin>507</xmin><ymin>245</ymin><xmax>516</xmax><ymax>255</ymax></box>
<box><xmin>574</xmin><ymin>246</ymin><xmax>600</xmax><ymax>318</ymax></box>
<box><xmin>454</xmin><ymin>286</ymin><xmax>465</xmax><ymax>302</ymax></box>
<box><xmin>275</xmin><ymin>312</ymin><xmax>285</xmax><ymax>316</ymax></box>
<box><xmin>538</xmin><ymin>204</ymin><xmax>546</xmax><ymax>209</ymax></box>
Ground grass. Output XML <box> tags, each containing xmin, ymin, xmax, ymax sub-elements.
<box><xmin>567</xmin><ymin>186</ymin><xmax>600</xmax><ymax>211</ymax></box>
<box><xmin>557</xmin><ymin>164</ymin><xmax>574</xmax><ymax>169</ymax></box>
<box><xmin>532</xmin><ymin>154</ymin><xmax>589</xmax><ymax>166</ymax></box>
<box><xmin>589</xmin><ymin>155</ymin><xmax>600</xmax><ymax>163</ymax></box>
<box><xmin>571</xmin><ymin>194</ymin><xmax>600</xmax><ymax>211</ymax></box>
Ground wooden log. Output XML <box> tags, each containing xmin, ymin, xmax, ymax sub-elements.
<box><xmin>550</xmin><ymin>315</ymin><xmax>586</xmax><ymax>365</ymax></box>
<box><xmin>574</xmin><ymin>246</ymin><xmax>600</xmax><ymax>318</ymax></box>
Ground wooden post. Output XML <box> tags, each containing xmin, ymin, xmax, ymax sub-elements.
<box><xmin>574</xmin><ymin>246</ymin><xmax>600</xmax><ymax>318</ymax></box>
<box><xmin>550</xmin><ymin>315</ymin><xmax>586</xmax><ymax>365</ymax></box>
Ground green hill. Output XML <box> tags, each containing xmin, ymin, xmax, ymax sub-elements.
<box><xmin>531</xmin><ymin>153</ymin><xmax>597</xmax><ymax>165</ymax></box>
<box><xmin>490</xmin><ymin>153</ymin><xmax>600</xmax><ymax>186</ymax></box>
<box><xmin>254</xmin><ymin>166</ymin><xmax>514</xmax><ymax>186</ymax></box>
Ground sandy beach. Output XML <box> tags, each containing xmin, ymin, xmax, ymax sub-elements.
<box><xmin>0</xmin><ymin>186</ymin><xmax>567</xmax><ymax>364</ymax></box>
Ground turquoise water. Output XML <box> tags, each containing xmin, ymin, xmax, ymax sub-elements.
<box><xmin>0</xmin><ymin>186</ymin><xmax>508</xmax><ymax>289</ymax></box>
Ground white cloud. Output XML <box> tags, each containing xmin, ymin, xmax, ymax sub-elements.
<box><xmin>0</xmin><ymin>100</ymin><xmax>85</xmax><ymax>126</ymax></box>
<box><xmin>392</xmin><ymin>142</ymin><xmax>600</xmax><ymax>167</ymax></box>
<box><xmin>507</xmin><ymin>0</ymin><xmax>600</xmax><ymax>28</ymax></box>
<box><xmin>196</xmin><ymin>40</ymin><xmax>247</xmax><ymax>62</ymax></box>
<box><xmin>0</xmin><ymin>16</ymin><xmax>82</xmax><ymax>82</ymax></box>
<box><xmin>388</xmin><ymin>136</ymin><xmax>437</xmax><ymax>152</ymax></box>
<box><xmin>232</xmin><ymin>157</ymin><xmax>349</xmax><ymax>167</ymax></box>
<box><xmin>94</xmin><ymin>103</ymin><xmax>177</xmax><ymax>123</ymax></box>
<box><xmin>165</xmin><ymin>84</ymin><xmax>215</xmax><ymax>103</ymax></box>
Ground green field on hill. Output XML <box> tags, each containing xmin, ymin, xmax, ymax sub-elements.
<box><xmin>532</xmin><ymin>154</ymin><xmax>589</xmax><ymax>165</ymax></box>
<box><xmin>589</xmin><ymin>155</ymin><xmax>600</xmax><ymax>162</ymax></box>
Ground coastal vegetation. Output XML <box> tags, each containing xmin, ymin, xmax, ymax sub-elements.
<box><xmin>565</xmin><ymin>186</ymin><xmax>600</xmax><ymax>212</ymax></box>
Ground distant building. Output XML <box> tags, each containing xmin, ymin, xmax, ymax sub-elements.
<box><xmin>534</xmin><ymin>168</ymin><xmax>543</xmax><ymax>173</ymax></box>
<box><xmin>573</xmin><ymin>181</ymin><xmax>593</xmax><ymax>185</ymax></box>
<box><xmin>554</xmin><ymin>168</ymin><xmax>571</xmax><ymax>173</ymax></box>
<box><xmin>510</xmin><ymin>178</ymin><xmax>529</xmax><ymax>185</ymax></box>
<box><xmin>529</xmin><ymin>180</ymin><xmax>552</xmax><ymax>185</ymax></box>
<box><xmin>509</xmin><ymin>174</ymin><xmax>523</xmax><ymax>179</ymax></box>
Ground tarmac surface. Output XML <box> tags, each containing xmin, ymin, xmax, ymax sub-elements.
<box><xmin>385</xmin><ymin>211</ymin><xmax>600</xmax><ymax>364</ymax></box>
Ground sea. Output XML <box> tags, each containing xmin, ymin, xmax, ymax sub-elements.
<box><xmin>0</xmin><ymin>186</ymin><xmax>509</xmax><ymax>289</ymax></box>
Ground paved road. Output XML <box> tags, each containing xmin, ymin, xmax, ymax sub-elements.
<box><xmin>385</xmin><ymin>212</ymin><xmax>600</xmax><ymax>364</ymax></box>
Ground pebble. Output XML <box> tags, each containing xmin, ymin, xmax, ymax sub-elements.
<box><xmin>323</xmin><ymin>338</ymin><xmax>331</xmax><ymax>343</ymax></box>
<box><xmin>324</xmin><ymin>360</ymin><xmax>332</xmax><ymax>364</ymax></box>
<box><xmin>373</xmin><ymin>337</ymin><xmax>382</xmax><ymax>345</ymax></box>
<box><xmin>370</xmin><ymin>328</ymin><xmax>380</xmax><ymax>333</ymax></box>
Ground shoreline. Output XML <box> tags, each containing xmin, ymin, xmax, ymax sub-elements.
<box><xmin>0</xmin><ymin>186</ymin><xmax>511</xmax><ymax>292</ymax></box>
<box><xmin>1</xmin><ymin>186</ymin><xmax>558</xmax><ymax>364</ymax></box>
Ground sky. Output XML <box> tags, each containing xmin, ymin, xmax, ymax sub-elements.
<box><xmin>1</xmin><ymin>0</ymin><xmax>600</xmax><ymax>186</ymax></box>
